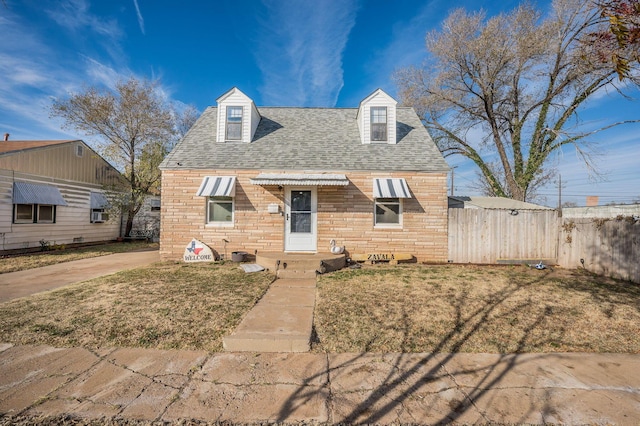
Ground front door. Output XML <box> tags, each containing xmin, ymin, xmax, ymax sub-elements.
<box><xmin>285</xmin><ymin>187</ymin><xmax>317</xmax><ymax>252</ymax></box>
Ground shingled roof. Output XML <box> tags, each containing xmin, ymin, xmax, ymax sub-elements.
<box><xmin>0</xmin><ymin>140</ymin><xmax>79</xmax><ymax>155</ymax></box>
<box><xmin>161</xmin><ymin>107</ymin><xmax>449</xmax><ymax>172</ymax></box>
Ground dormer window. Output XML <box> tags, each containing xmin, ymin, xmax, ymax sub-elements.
<box><xmin>371</xmin><ymin>107</ymin><xmax>387</xmax><ymax>142</ymax></box>
<box><xmin>226</xmin><ymin>106</ymin><xmax>243</xmax><ymax>140</ymax></box>
<box><xmin>216</xmin><ymin>87</ymin><xmax>261</xmax><ymax>143</ymax></box>
<box><xmin>357</xmin><ymin>89</ymin><xmax>397</xmax><ymax>144</ymax></box>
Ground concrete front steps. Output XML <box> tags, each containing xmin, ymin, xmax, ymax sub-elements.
<box><xmin>223</xmin><ymin>253</ymin><xmax>345</xmax><ymax>352</ymax></box>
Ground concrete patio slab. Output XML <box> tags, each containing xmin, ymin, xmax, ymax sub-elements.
<box><xmin>0</xmin><ymin>345</ymin><xmax>101</xmax><ymax>415</ymax></box>
<box><xmin>1</xmin><ymin>345</ymin><xmax>640</xmax><ymax>425</ymax></box>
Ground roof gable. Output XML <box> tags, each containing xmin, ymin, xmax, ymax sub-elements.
<box><xmin>357</xmin><ymin>88</ymin><xmax>398</xmax><ymax>145</ymax></box>
<box><xmin>216</xmin><ymin>87</ymin><xmax>261</xmax><ymax>143</ymax></box>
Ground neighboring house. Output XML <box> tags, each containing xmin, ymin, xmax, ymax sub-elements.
<box><xmin>159</xmin><ymin>87</ymin><xmax>450</xmax><ymax>262</ymax></box>
<box><xmin>0</xmin><ymin>138</ymin><xmax>122</xmax><ymax>252</ymax></box>
<box><xmin>448</xmin><ymin>196</ymin><xmax>553</xmax><ymax>211</ymax></box>
<box><xmin>120</xmin><ymin>194</ymin><xmax>161</xmax><ymax>241</ymax></box>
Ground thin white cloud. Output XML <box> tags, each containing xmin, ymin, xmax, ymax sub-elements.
<box><xmin>0</xmin><ymin>7</ymin><xmax>153</xmax><ymax>141</ymax></box>
<box><xmin>133</xmin><ymin>0</ymin><xmax>146</xmax><ymax>35</ymax></box>
<box><xmin>255</xmin><ymin>0</ymin><xmax>359</xmax><ymax>106</ymax></box>
<box><xmin>45</xmin><ymin>0</ymin><xmax>122</xmax><ymax>40</ymax></box>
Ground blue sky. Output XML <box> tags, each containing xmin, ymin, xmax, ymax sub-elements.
<box><xmin>1</xmin><ymin>0</ymin><xmax>638</xmax><ymax>206</ymax></box>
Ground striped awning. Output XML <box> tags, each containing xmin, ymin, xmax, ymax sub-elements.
<box><xmin>373</xmin><ymin>178</ymin><xmax>411</xmax><ymax>198</ymax></box>
<box><xmin>196</xmin><ymin>176</ymin><xmax>236</xmax><ymax>197</ymax></box>
<box><xmin>12</xmin><ymin>182</ymin><xmax>68</xmax><ymax>206</ymax></box>
<box><xmin>250</xmin><ymin>173</ymin><xmax>349</xmax><ymax>186</ymax></box>
<box><xmin>90</xmin><ymin>192</ymin><xmax>109</xmax><ymax>209</ymax></box>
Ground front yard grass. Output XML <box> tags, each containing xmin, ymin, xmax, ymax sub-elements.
<box><xmin>0</xmin><ymin>262</ymin><xmax>274</xmax><ymax>352</ymax></box>
<box><xmin>1</xmin><ymin>262</ymin><xmax>639</xmax><ymax>353</ymax></box>
<box><xmin>313</xmin><ymin>264</ymin><xmax>640</xmax><ymax>353</ymax></box>
<box><xmin>0</xmin><ymin>241</ymin><xmax>158</xmax><ymax>274</ymax></box>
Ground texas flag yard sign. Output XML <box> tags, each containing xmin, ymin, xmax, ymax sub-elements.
<box><xmin>183</xmin><ymin>239</ymin><xmax>215</xmax><ymax>262</ymax></box>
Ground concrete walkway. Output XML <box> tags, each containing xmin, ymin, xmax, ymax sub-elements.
<box><xmin>0</xmin><ymin>249</ymin><xmax>159</xmax><ymax>303</ymax></box>
<box><xmin>1</xmin><ymin>343</ymin><xmax>639</xmax><ymax>424</ymax></box>
<box><xmin>223</xmin><ymin>261</ymin><xmax>320</xmax><ymax>352</ymax></box>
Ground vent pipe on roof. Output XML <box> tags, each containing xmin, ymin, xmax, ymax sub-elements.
<box><xmin>3</xmin><ymin>133</ymin><xmax>8</xmax><ymax>141</ymax></box>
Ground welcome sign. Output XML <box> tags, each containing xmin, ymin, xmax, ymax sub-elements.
<box><xmin>183</xmin><ymin>239</ymin><xmax>215</xmax><ymax>263</ymax></box>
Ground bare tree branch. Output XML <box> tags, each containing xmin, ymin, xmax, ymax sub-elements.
<box><xmin>395</xmin><ymin>0</ymin><xmax>640</xmax><ymax>201</ymax></box>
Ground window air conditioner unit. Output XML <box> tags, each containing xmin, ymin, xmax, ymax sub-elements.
<box><xmin>92</xmin><ymin>211</ymin><xmax>109</xmax><ymax>223</ymax></box>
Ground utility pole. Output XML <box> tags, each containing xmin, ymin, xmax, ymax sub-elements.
<box><xmin>558</xmin><ymin>174</ymin><xmax>562</xmax><ymax>217</ymax></box>
<box><xmin>450</xmin><ymin>166</ymin><xmax>458</xmax><ymax>196</ymax></box>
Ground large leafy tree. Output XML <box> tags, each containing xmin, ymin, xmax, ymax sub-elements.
<box><xmin>395</xmin><ymin>0</ymin><xmax>639</xmax><ymax>201</ymax></box>
<box><xmin>51</xmin><ymin>77</ymin><xmax>196</xmax><ymax>236</ymax></box>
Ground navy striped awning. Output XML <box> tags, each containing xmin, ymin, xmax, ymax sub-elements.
<box><xmin>90</xmin><ymin>192</ymin><xmax>109</xmax><ymax>209</ymax></box>
<box><xmin>373</xmin><ymin>178</ymin><xmax>411</xmax><ymax>199</ymax></box>
<box><xmin>196</xmin><ymin>176</ymin><xmax>236</xmax><ymax>197</ymax></box>
<box><xmin>12</xmin><ymin>182</ymin><xmax>68</xmax><ymax>206</ymax></box>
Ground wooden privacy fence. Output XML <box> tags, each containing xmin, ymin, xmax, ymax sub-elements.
<box><xmin>448</xmin><ymin>209</ymin><xmax>560</xmax><ymax>264</ymax></box>
<box><xmin>557</xmin><ymin>216</ymin><xmax>640</xmax><ymax>283</ymax></box>
<box><xmin>447</xmin><ymin>209</ymin><xmax>640</xmax><ymax>283</ymax></box>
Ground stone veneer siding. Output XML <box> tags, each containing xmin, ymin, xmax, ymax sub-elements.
<box><xmin>160</xmin><ymin>169</ymin><xmax>448</xmax><ymax>262</ymax></box>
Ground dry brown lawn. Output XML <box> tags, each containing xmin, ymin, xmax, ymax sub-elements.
<box><xmin>0</xmin><ymin>262</ymin><xmax>274</xmax><ymax>352</ymax></box>
<box><xmin>2</xmin><ymin>261</ymin><xmax>639</xmax><ymax>354</ymax></box>
<box><xmin>0</xmin><ymin>242</ymin><xmax>158</xmax><ymax>274</ymax></box>
<box><xmin>313</xmin><ymin>264</ymin><xmax>640</xmax><ymax>353</ymax></box>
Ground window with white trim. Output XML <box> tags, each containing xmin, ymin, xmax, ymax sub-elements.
<box><xmin>226</xmin><ymin>106</ymin><xmax>243</xmax><ymax>140</ymax></box>
<box><xmin>207</xmin><ymin>196</ymin><xmax>234</xmax><ymax>224</ymax></box>
<box><xmin>374</xmin><ymin>198</ymin><xmax>401</xmax><ymax>227</ymax></box>
<box><xmin>370</xmin><ymin>106</ymin><xmax>387</xmax><ymax>142</ymax></box>
<box><xmin>91</xmin><ymin>209</ymin><xmax>109</xmax><ymax>223</ymax></box>
<box><xmin>13</xmin><ymin>204</ymin><xmax>56</xmax><ymax>224</ymax></box>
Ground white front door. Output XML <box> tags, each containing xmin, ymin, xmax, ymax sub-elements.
<box><xmin>285</xmin><ymin>187</ymin><xmax>317</xmax><ymax>252</ymax></box>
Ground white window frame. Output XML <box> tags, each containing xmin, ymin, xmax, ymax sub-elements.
<box><xmin>206</xmin><ymin>196</ymin><xmax>234</xmax><ymax>227</ymax></box>
<box><xmin>91</xmin><ymin>208</ymin><xmax>109</xmax><ymax>223</ymax></box>
<box><xmin>374</xmin><ymin>197</ymin><xmax>402</xmax><ymax>228</ymax></box>
<box><xmin>226</xmin><ymin>106</ymin><xmax>243</xmax><ymax>141</ymax></box>
<box><xmin>13</xmin><ymin>204</ymin><xmax>57</xmax><ymax>224</ymax></box>
<box><xmin>37</xmin><ymin>204</ymin><xmax>55</xmax><ymax>223</ymax></box>
<box><xmin>14</xmin><ymin>204</ymin><xmax>34</xmax><ymax>223</ymax></box>
<box><xmin>370</xmin><ymin>106</ymin><xmax>387</xmax><ymax>142</ymax></box>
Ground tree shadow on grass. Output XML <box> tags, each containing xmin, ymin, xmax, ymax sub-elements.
<box><xmin>553</xmin><ymin>268</ymin><xmax>640</xmax><ymax>314</ymax></box>
<box><xmin>276</xmin><ymin>272</ymin><xmax>561</xmax><ymax>423</ymax></box>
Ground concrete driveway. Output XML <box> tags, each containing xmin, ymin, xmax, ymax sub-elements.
<box><xmin>0</xmin><ymin>249</ymin><xmax>159</xmax><ymax>303</ymax></box>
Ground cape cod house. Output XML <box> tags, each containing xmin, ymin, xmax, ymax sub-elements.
<box><xmin>0</xmin><ymin>138</ymin><xmax>122</xmax><ymax>252</ymax></box>
<box><xmin>159</xmin><ymin>88</ymin><xmax>450</xmax><ymax>262</ymax></box>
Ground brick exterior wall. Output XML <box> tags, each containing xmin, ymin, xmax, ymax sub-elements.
<box><xmin>160</xmin><ymin>169</ymin><xmax>448</xmax><ymax>262</ymax></box>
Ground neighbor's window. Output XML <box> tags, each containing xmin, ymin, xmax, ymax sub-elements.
<box><xmin>370</xmin><ymin>106</ymin><xmax>387</xmax><ymax>142</ymax></box>
<box><xmin>374</xmin><ymin>198</ymin><xmax>401</xmax><ymax>226</ymax></box>
<box><xmin>38</xmin><ymin>205</ymin><xmax>55</xmax><ymax>223</ymax></box>
<box><xmin>13</xmin><ymin>204</ymin><xmax>56</xmax><ymax>224</ymax></box>
<box><xmin>226</xmin><ymin>106</ymin><xmax>243</xmax><ymax>140</ymax></box>
<box><xmin>14</xmin><ymin>204</ymin><xmax>34</xmax><ymax>223</ymax></box>
<box><xmin>207</xmin><ymin>196</ymin><xmax>234</xmax><ymax>224</ymax></box>
<box><xmin>91</xmin><ymin>209</ymin><xmax>109</xmax><ymax>223</ymax></box>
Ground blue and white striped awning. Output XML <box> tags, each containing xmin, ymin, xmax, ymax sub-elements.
<box><xmin>90</xmin><ymin>192</ymin><xmax>109</xmax><ymax>209</ymax></box>
<box><xmin>12</xmin><ymin>182</ymin><xmax>68</xmax><ymax>206</ymax></box>
<box><xmin>196</xmin><ymin>176</ymin><xmax>236</xmax><ymax>197</ymax></box>
<box><xmin>373</xmin><ymin>178</ymin><xmax>411</xmax><ymax>198</ymax></box>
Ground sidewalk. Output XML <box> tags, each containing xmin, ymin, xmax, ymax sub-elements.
<box><xmin>1</xmin><ymin>343</ymin><xmax>639</xmax><ymax>424</ymax></box>
<box><xmin>0</xmin><ymin>249</ymin><xmax>159</xmax><ymax>303</ymax></box>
